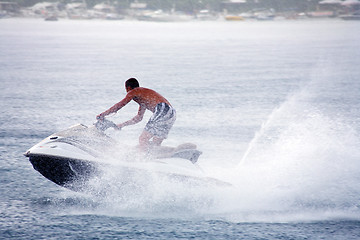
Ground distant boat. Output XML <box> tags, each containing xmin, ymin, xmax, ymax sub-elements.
<box><xmin>307</xmin><ymin>11</ymin><xmax>336</xmax><ymax>18</ymax></box>
<box><xmin>105</xmin><ymin>14</ymin><xmax>124</xmax><ymax>20</ymax></box>
<box><xmin>256</xmin><ymin>14</ymin><xmax>275</xmax><ymax>21</ymax></box>
<box><xmin>0</xmin><ymin>10</ymin><xmax>8</xmax><ymax>18</ymax></box>
<box><xmin>225</xmin><ymin>15</ymin><xmax>245</xmax><ymax>21</ymax></box>
<box><xmin>196</xmin><ymin>10</ymin><xmax>218</xmax><ymax>21</ymax></box>
<box><xmin>137</xmin><ymin>10</ymin><xmax>193</xmax><ymax>22</ymax></box>
<box><xmin>340</xmin><ymin>11</ymin><xmax>360</xmax><ymax>20</ymax></box>
<box><xmin>44</xmin><ymin>16</ymin><xmax>58</xmax><ymax>21</ymax></box>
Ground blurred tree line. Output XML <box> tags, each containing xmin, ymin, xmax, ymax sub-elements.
<box><xmin>7</xmin><ymin>0</ymin><xmax>321</xmax><ymax>13</ymax></box>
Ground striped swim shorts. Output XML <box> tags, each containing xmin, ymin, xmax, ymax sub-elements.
<box><xmin>145</xmin><ymin>102</ymin><xmax>176</xmax><ymax>139</ymax></box>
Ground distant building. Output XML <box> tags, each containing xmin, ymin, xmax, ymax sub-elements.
<box><xmin>93</xmin><ymin>3</ymin><xmax>115</xmax><ymax>13</ymax></box>
<box><xmin>130</xmin><ymin>2</ymin><xmax>147</xmax><ymax>9</ymax></box>
<box><xmin>30</xmin><ymin>2</ymin><xmax>59</xmax><ymax>14</ymax></box>
<box><xmin>0</xmin><ymin>2</ymin><xmax>20</xmax><ymax>15</ymax></box>
<box><xmin>66</xmin><ymin>2</ymin><xmax>89</xmax><ymax>19</ymax></box>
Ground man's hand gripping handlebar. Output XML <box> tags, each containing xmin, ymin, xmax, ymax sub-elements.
<box><xmin>94</xmin><ymin>116</ymin><xmax>121</xmax><ymax>132</ymax></box>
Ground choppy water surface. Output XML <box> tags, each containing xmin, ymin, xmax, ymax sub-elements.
<box><xmin>1</xmin><ymin>18</ymin><xmax>360</xmax><ymax>239</ymax></box>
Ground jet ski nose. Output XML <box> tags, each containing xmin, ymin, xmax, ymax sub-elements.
<box><xmin>24</xmin><ymin>150</ymin><xmax>30</xmax><ymax>157</ymax></box>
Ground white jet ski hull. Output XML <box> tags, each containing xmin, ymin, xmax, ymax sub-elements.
<box><xmin>24</xmin><ymin>123</ymin><xmax>222</xmax><ymax>192</ymax></box>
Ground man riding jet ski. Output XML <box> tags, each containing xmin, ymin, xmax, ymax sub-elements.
<box><xmin>24</xmin><ymin>78</ymin><xmax>220</xmax><ymax>192</ymax></box>
<box><xmin>25</xmin><ymin>78</ymin><xmax>231</xmax><ymax>192</ymax></box>
<box><xmin>97</xmin><ymin>78</ymin><xmax>176</xmax><ymax>151</ymax></box>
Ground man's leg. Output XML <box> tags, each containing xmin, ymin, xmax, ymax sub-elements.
<box><xmin>139</xmin><ymin>130</ymin><xmax>152</xmax><ymax>150</ymax></box>
<box><xmin>139</xmin><ymin>129</ymin><xmax>165</xmax><ymax>149</ymax></box>
<box><xmin>152</xmin><ymin>136</ymin><xmax>164</xmax><ymax>146</ymax></box>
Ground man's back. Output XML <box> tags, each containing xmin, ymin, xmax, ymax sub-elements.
<box><xmin>127</xmin><ymin>87</ymin><xmax>171</xmax><ymax>112</ymax></box>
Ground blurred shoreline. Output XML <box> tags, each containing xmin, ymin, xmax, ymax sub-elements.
<box><xmin>1</xmin><ymin>1</ymin><xmax>360</xmax><ymax>22</ymax></box>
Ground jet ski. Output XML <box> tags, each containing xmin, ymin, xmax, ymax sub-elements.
<box><xmin>25</xmin><ymin>119</ymin><xmax>227</xmax><ymax>192</ymax></box>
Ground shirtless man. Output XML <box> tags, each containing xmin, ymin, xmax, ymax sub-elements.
<box><xmin>96</xmin><ymin>78</ymin><xmax>176</xmax><ymax>149</ymax></box>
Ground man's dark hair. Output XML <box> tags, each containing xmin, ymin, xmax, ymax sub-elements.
<box><xmin>125</xmin><ymin>78</ymin><xmax>140</xmax><ymax>89</ymax></box>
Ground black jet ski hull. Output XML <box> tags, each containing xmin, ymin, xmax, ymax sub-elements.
<box><xmin>28</xmin><ymin>154</ymin><xmax>99</xmax><ymax>191</ymax></box>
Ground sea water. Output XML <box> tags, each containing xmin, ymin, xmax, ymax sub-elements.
<box><xmin>1</xmin><ymin>18</ymin><xmax>360</xmax><ymax>239</ymax></box>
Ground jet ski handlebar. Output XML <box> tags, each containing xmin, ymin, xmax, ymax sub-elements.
<box><xmin>94</xmin><ymin>118</ymin><xmax>121</xmax><ymax>132</ymax></box>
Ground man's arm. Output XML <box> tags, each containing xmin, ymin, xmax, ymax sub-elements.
<box><xmin>117</xmin><ymin>104</ymin><xmax>146</xmax><ymax>128</ymax></box>
<box><xmin>97</xmin><ymin>94</ymin><xmax>132</xmax><ymax>119</ymax></box>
